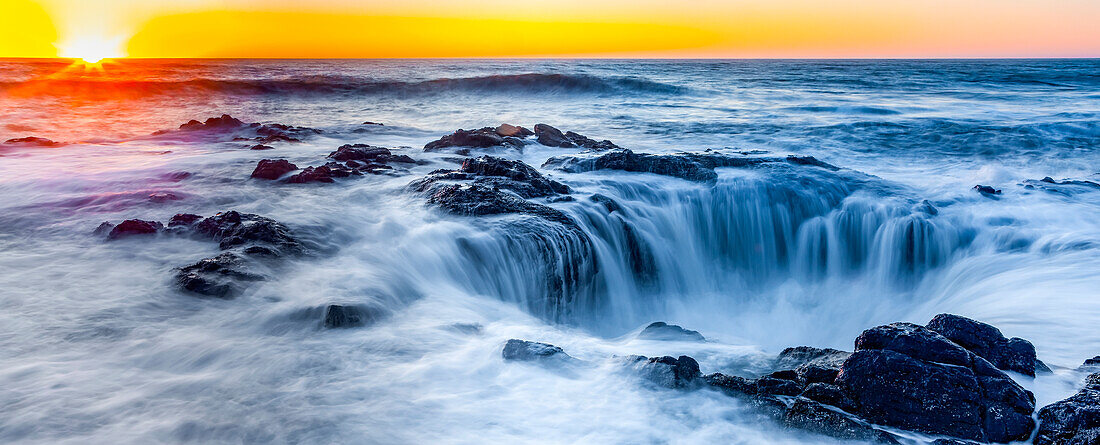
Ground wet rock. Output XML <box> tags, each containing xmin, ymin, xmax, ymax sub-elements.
<box><xmin>426</xmin><ymin>184</ymin><xmax>573</xmax><ymax>225</ymax></box>
<box><xmin>162</xmin><ymin>115</ymin><xmax>320</xmax><ymax>143</ymax></box>
<box><xmin>837</xmin><ymin>322</ymin><xmax>1036</xmax><ymax>443</ymax></box>
<box><xmin>626</xmin><ymin>355</ymin><xmax>701</xmax><ymax>389</ymax></box>
<box><xmin>179</xmin><ymin>114</ymin><xmax>245</xmax><ymax>131</ymax></box>
<box><xmin>286</xmin><ymin>166</ymin><xmax>336</xmax><ymax>184</ymax></box>
<box><xmin>705</xmin><ymin>373</ymin><xmax>758</xmax><ymax>397</ymax></box>
<box><xmin>107</xmin><ymin>219</ymin><xmax>163</xmax><ymax>239</ymax></box>
<box><xmin>3</xmin><ymin>136</ymin><xmax>63</xmax><ymax>147</ymax></box>
<box><xmin>783</xmin><ymin>398</ymin><xmax>901</xmax><ymax>444</ymax></box>
<box><xmin>930</xmin><ymin>439</ymin><xmax>981</xmax><ymax>445</ymax></box>
<box><xmin>1034</xmin><ymin>373</ymin><xmax>1100</xmax><ymax>445</ymax></box>
<box><xmin>411</xmin><ymin>156</ymin><xmax>569</xmax><ymax>199</ymax></box>
<box><xmin>974</xmin><ymin>184</ymin><xmax>1002</xmax><ymax>196</ymax></box>
<box><xmin>533</xmin><ymin>123</ymin><xmax>620</xmax><ymax>151</ymax></box>
<box><xmin>93</xmin><ymin>222</ymin><xmax>114</xmax><ymax>236</ymax></box>
<box><xmin>800</xmin><ymin>383</ymin><xmax>856</xmax><ymax>412</ymax></box>
<box><xmin>362</xmin><ymin>121</ymin><xmax>384</xmax><ymax>126</ymax></box>
<box><xmin>797</xmin><ymin>364</ymin><xmax>840</xmax><ymax>384</ymax></box>
<box><xmin>495</xmin><ymin>123</ymin><xmax>533</xmax><ymax>137</ymax></box>
<box><xmin>1082</xmin><ymin>356</ymin><xmax>1100</xmax><ymax>370</ymax></box>
<box><xmin>168</xmin><ymin>213</ymin><xmax>203</xmax><ymax>228</ymax></box>
<box><xmin>249</xmin><ymin>144</ymin><xmax>274</xmax><ymax>150</ymax></box>
<box><xmin>588</xmin><ymin>194</ymin><xmax>623</xmax><ymax>213</ymax></box>
<box><xmin>175</xmin><ymin>253</ymin><xmax>263</xmax><ymax>298</ymax></box>
<box><xmin>785</xmin><ymin>155</ymin><xmax>840</xmax><ymax>171</ymax></box>
<box><xmin>755</xmin><ymin>376</ymin><xmax>802</xmax><ymax>396</ymax></box>
<box><xmin>775</xmin><ymin>346</ymin><xmax>851</xmax><ymax>371</ymax></box>
<box><xmin>328</xmin><ymin>144</ymin><xmax>416</xmax><ymax>165</ymax></box>
<box><xmin>424</xmin><ymin>127</ymin><xmax>525</xmax><ymax>151</ymax></box>
<box><xmin>251</xmin><ymin>159</ymin><xmax>299</xmax><ymax>180</ymax></box>
<box><xmin>926</xmin><ymin>313</ymin><xmax>1044</xmax><ymax>376</ymax></box>
<box><xmin>194</xmin><ymin>211</ymin><xmax>300</xmax><ymax>252</ymax></box>
<box><xmin>322</xmin><ymin>304</ymin><xmax>375</xmax><ymax>329</ymax></box>
<box><xmin>545</xmin><ymin>149</ymin><xmax>727</xmax><ymax>182</ymax></box>
<box><xmin>638</xmin><ymin>321</ymin><xmax>705</xmax><ymax>342</ymax></box>
<box><xmin>502</xmin><ymin>339</ymin><xmax>573</xmax><ymax>362</ymax></box>
<box><xmin>147</xmin><ymin>192</ymin><xmax>181</xmax><ymax>203</ymax></box>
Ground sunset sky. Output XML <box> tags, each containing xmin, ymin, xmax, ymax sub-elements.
<box><xmin>1</xmin><ymin>0</ymin><xmax>1098</xmax><ymax>59</ymax></box>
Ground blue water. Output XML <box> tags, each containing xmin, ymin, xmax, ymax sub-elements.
<box><xmin>1</xmin><ymin>59</ymin><xmax>1099</xmax><ymax>443</ymax></box>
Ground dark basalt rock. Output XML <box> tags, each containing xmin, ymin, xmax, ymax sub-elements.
<box><xmin>1083</xmin><ymin>356</ymin><xmax>1100</xmax><ymax>370</ymax></box>
<box><xmin>783</xmin><ymin>398</ymin><xmax>901</xmax><ymax>444</ymax></box>
<box><xmin>411</xmin><ymin>156</ymin><xmax>570</xmax><ymax>199</ymax></box>
<box><xmin>286</xmin><ymin>166</ymin><xmax>336</xmax><ymax>183</ymax></box>
<box><xmin>974</xmin><ymin>184</ymin><xmax>1002</xmax><ymax>196</ymax></box>
<box><xmin>107</xmin><ymin>219</ymin><xmax>163</xmax><ymax>239</ymax></box>
<box><xmin>328</xmin><ymin>144</ymin><xmax>416</xmax><ymax>165</ymax></box>
<box><xmin>194</xmin><ymin>211</ymin><xmax>300</xmax><ymax>252</ymax></box>
<box><xmin>249</xmin><ymin>144</ymin><xmax>274</xmax><ymax>150</ymax></box>
<box><xmin>755</xmin><ymin>376</ymin><xmax>802</xmax><ymax>396</ymax></box>
<box><xmin>502</xmin><ymin>339</ymin><xmax>573</xmax><ymax>362</ymax></box>
<box><xmin>705</xmin><ymin>373</ymin><xmax>758</xmax><ymax>397</ymax></box>
<box><xmin>1034</xmin><ymin>373</ymin><xmax>1100</xmax><ymax>445</ymax></box>
<box><xmin>786</xmin><ymin>155</ymin><xmax>840</xmax><ymax>171</ymax></box>
<box><xmin>926</xmin><ymin>313</ymin><xmax>1045</xmax><ymax>376</ymax></box>
<box><xmin>322</xmin><ymin>304</ymin><xmax>375</xmax><ymax>329</ymax></box>
<box><xmin>626</xmin><ymin>355</ymin><xmax>701</xmax><ymax>389</ymax></box>
<box><xmin>638</xmin><ymin>321</ymin><xmax>705</xmax><ymax>342</ymax></box>
<box><xmin>495</xmin><ymin>123</ymin><xmax>533</xmax><ymax>137</ymax></box>
<box><xmin>3</xmin><ymin>136</ymin><xmax>63</xmax><ymax>147</ymax></box>
<box><xmin>545</xmin><ymin>148</ymin><xmax>720</xmax><ymax>182</ymax></box>
<box><xmin>532</xmin><ymin>123</ymin><xmax>621</xmax><ymax>151</ymax></box>
<box><xmin>424</xmin><ymin>127</ymin><xmax>526</xmax><ymax>151</ymax></box>
<box><xmin>800</xmin><ymin>383</ymin><xmax>856</xmax><ymax>412</ymax></box>
<box><xmin>168</xmin><ymin>213</ymin><xmax>203</xmax><ymax>228</ymax></box>
<box><xmin>179</xmin><ymin>114</ymin><xmax>245</xmax><ymax>130</ymax></box>
<box><xmin>837</xmin><ymin>322</ymin><xmax>1036</xmax><ymax>443</ymax></box>
<box><xmin>426</xmin><ymin>184</ymin><xmax>573</xmax><ymax>225</ymax></box>
<box><xmin>175</xmin><ymin>252</ymin><xmax>263</xmax><ymax>298</ymax></box>
<box><xmin>775</xmin><ymin>346</ymin><xmax>851</xmax><ymax>371</ymax></box>
<box><xmin>162</xmin><ymin>115</ymin><xmax>320</xmax><ymax>144</ymax></box>
<box><xmin>251</xmin><ymin>159</ymin><xmax>299</xmax><ymax>180</ymax></box>
<box><xmin>930</xmin><ymin>439</ymin><xmax>981</xmax><ymax>445</ymax></box>
<box><xmin>797</xmin><ymin>364</ymin><xmax>840</xmax><ymax>384</ymax></box>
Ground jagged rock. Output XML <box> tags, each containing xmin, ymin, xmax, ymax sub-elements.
<box><xmin>797</xmin><ymin>364</ymin><xmax>840</xmax><ymax>384</ymax></box>
<box><xmin>926</xmin><ymin>313</ymin><xmax>1044</xmax><ymax>376</ymax></box>
<box><xmin>800</xmin><ymin>383</ymin><xmax>856</xmax><ymax>412</ymax></box>
<box><xmin>251</xmin><ymin>159</ymin><xmax>299</xmax><ymax>180</ymax></box>
<box><xmin>974</xmin><ymin>184</ymin><xmax>1002</xmax><ymax>196</ymax></box>
<box><xmin>426</xmin><ymin>184</ymin><xmax>573</xmax><ymax>225</ymax></box>
<box><xmin>250</xmin><ymin>144</ymin><xmax>274</xmax><ymax>150</ymax></box>
<box><xmin>179</xmin><ymin>114</ymin><xmax>245</xmax><ymax>130</ymax></box>
<box><xmin>626</xmin><ymin>355</ymin><xmax>701</xmax><ymax>389</ymax></box>
<box><xmin>161</xmin><ymin>115</ymin><xmax>320</xmax><ymax>143</ymax></box>
<box><xmin>837</xmin><ymin>322</ymin><xmax>1036</xmax><ymax>443</ymax></box>
<box><xmin>786</xmin><ymin>155</ymin><xmax>840</xmax><ymax>171</ymax></box>
<box><xmin>286</xmin><ymin>166</ymin><xmax>336</xmax><ymax>183</ymax></box>
<box><xmin>705</xmin><ymin>373</ymin><xmax>758</xmax><ymax>397</ymax></box>
<box><xmin>775</xmin><ymin>346</ymin><xmax>851</xmax><ymax>371</ymax></box>
<box><xmin>424</xmin><ymin>127</ymin><xmax>525</xmax><ymax>151</ymax></box>
<box><xmin>175</xmin><ymin>253</ymin><xmax>263</xmax><ymax>298</ymax></box>
<box><xmin>3</xmin><ymin>136</ymin><xmax>63</xmax><ymax>147</ymax></box>
<box><xmin>531</xmin><ymin>123</ymin><xmax>620</xmax><ymax>151</ymax></box>
<box><xmin>756</xmin><ymin>376</ymin><xmax>802</xmax><ymax>396</ymax></box>
<box><xmin>502</xmin><ymin>339</ymin><xmax>573</xmax><ymax>363</ymax></box>
<box><xmin>168</xmin><ymin>213</ymin><xmax>203</xmax><ymax>228</ymax></box>
<box><xmin>638</xmin><ymin>322</ymin><xmax>705</xmax><ymax>342</ymax></box>
<box><xmin>328</xmin><ymin>144</ymin><xmax>416</xmax><ymax>165</ymax></box>
<box><xmin>410</xmin><ymin>156</ymin><xmax>570</xmax><ymax>198</ymax></box>
<box><xmin>546</xmin><ymin>149</ymin><xmax>718</xmax><ymax>181</ymax></box>
<box><xmin>194</xmin><ymin>211</ymin><xmax>300</xmax><ymax>252</ymax></box>
<box><xmin>322</xmin><ymin>304</ymin><xmax>375</xmax><ymax>328</ymax></box>
<box><xmin>495</xmin><ymin>123</ymin><xmax>533</xmax><ymax>137</ymax></box>
<box><xmin>783</xmin><ymin>398</ymin><xmax>901</xmax><ymax>444</ymax></box>
<box><xmin>107</xmin><ymin>219</ymin><xmax>163</xmax><ymax>239</ymax></box>
<box><xmin>1034</xmin><ymin>373</ymin><xmax>1100</xmax><ymax>445</ymax></box>
<box><xmin>1083</xmin><ymin>356</ymin><xmax>1100</xmax><ymax>370</ymax></box>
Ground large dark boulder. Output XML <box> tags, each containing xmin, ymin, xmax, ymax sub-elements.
<box><xmin>502</xmin><ymin>339</ymin><xmax>574</xmax><ymax>363</ymax></box>
<box><xmin>626</xmin><ymin>355</ymin><xmax>701</xmax><ymax>389</ymax></box>
<box><xmin>837</xmin><ymin>322</ymin><xmax>1036</xmax><ymax>443</ymax></box>
<box><xmin>107</xmin><ymin>219</ymin><xmax>163</xmax><ymax>239</ymax></box>
<box><xmin>251</xmin><ymin>159</ymin><xmax>298</xmax><ymax>180</ymax></box>
<box><xmin>175</xmin><ymin>252</ymin><xmax>263</xmax><ymax>298</ymax></box>
<box><xmin>194</xmin><ymin>211</ymin><xmax>300</xmax><ymax>252</ymax></box>
<box><xmin>545</xmin><ymin>149</ymin><xmax>719</xmax><ymax>182</ymax></box>
<box><xmin>424</xmin><ymin>127</ymin><xmax>525</xmax><ymax>151</ymax></box>
<box><xmin>800</xmin><ymin>383</ymin><xmax>857</xmax><ymax>412</ymax></box>
<box><xmin>328</xmin><ymin>144</ymin><xmax>416</xmax><ymax>165</ymax></box>
<box><xmin>286</xmin><ymin>166</ymin><xmax>336</xmax><ymax>183</ymax></box>
<box><xmin>926</xmin><ymin>313</ymin><xmax>1045</xmax><ymax>376</ymax></box>
<box><xmin>783</xmin><ymin>398</ymin><xmax>901</xmax><ymax>444</ymax></box>
<box><xmin>426</xmin><ymin>184</ymin><xmax>573</xmax><ymax>225</ymax></box>
<box><xmin>410</xmin><ymin>156</ymin><xmax>569</xmax><ymax>199</ymax></box>
<box><xmin>638</xmin><ymin>321</ymin><xmax>705</xmax><ymax>342</ymax></box>
<box><xmin>1035</xmin><ymin>373</ymin><xmax>1100</xmax><ymax>445</ymax></box>
<box><xmin>775</xmin><ymin>346</ymin><xmax>851</xmax><ymax>370</ymax></box>
<box><xmin>533</xmin><ymin>124</ymin><xmax>620</xmax><ymax>151</ymax></box>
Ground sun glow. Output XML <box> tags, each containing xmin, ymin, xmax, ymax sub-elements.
<box><xmin>56</xmin><ymin>35</ymin><xmax>126</xmax><ymax>63</ymax></box>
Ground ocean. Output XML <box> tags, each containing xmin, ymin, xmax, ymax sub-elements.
<box><xmin>1</xmin><ymin>59</ymin><xmax>1099</xmax><ymax>443</ymax></box>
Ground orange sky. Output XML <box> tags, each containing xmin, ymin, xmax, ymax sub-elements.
<box><xmin>1</xmin><ymin>0</ymin><xmax>1098</xmax><ymax>58</ymax></box>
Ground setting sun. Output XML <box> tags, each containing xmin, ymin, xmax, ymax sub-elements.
<box><xmin>56</xmin><ymin>34</ymin><xmax>125</xmax><ymax>63</ymax></box>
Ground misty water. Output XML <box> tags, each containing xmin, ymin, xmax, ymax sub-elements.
<box><xmin>1</xmin><ymin>59</ymin><xmax>1099</xmax><ymax>443</ymax></box>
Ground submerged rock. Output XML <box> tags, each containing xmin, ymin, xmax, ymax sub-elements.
<box><xmin>502</xmin><ymin>339</ymin><xmax>574</xmax><ymax>363</ymax></box>
<box><xmin>168</xmin><ymin>213</ymin><xmax>203</xmax><ymax>228</ymax></box>
<box><xmin>251</xmin><ymin>159</ymin><xmax>299</xmax><ymax>180</ymax></box>
<box><xmin>194</xmin><ymin>211</ymin><xmax>301</xmax><ymax>252</ymax></box>
<box><xmin>783</xmin><ymin>398</ymin><xmax>901</xmax><ymax>444</ymax></box>
<box><xmin>974</xmin><ymin>184</ymin><xmax>1002</xmax><ymax>196</ymax></box>
<box><xmin>638</xmin><ymin>322</ymin><xmax>705</xmax><ymax>342</ymax></box>
<box><xmin>411</xmin><ymin>155</ymin><xmax>569</xmax><ymax>199</ymax></box>
<box><xmin>625</xmin><ymin>355</ymin><xmax>701</xmax><ymax>389</ymax></box>
<box><xmin>249</xmin><ymin>144</ymin><xmax>274</xmax><ymax>150</ymax></box>
<box><xmin>837</xmin><ymin>322</ymin><xmax>1036</xmax><ymax>442</ymax></box>
<box><xmin>106</xmin><ymin>219</ymin><xmax>163</xmax><ymax>239</ymax></box>
<box><xmin>286</xmin><ymin>166</ymin><xmax>336</xmax><ymax>184</ymax></box>
<box><xmin>3</xmin><ymin>136</ymin><xmax>63</xmax><ymax>147</ymax></box>
<box><xmin>544</xmin><ymin>149</ymin><xmax>838</xmax><ymax>183</ymax></box>
<box><xmin>426</xmin><ymin>184</ymin><xmax>573</xmax><ymax>225</ymax></box>
<box><xmin>160</xmin><ymin>114</ymin><xmax>320</xmax><ymax>144</ymax></box>
<box><xmin>926</xmin><ymin>313</ymin><xmax>1046</xmax><ymax>376</ymax></box>
<box><xmin>175</xmin><ymin>252</ymin><xmax>263</xmax><ymax>298</ymax></box>
<box><xmin>322</xmin><ymin>304</ymin><xmax>376</xmax><ymax>329</ymax></box>
<box><xmin>1035</xmin><ymin>373</ymin><xmax>1100</xmax><ymax>445</ymax></box>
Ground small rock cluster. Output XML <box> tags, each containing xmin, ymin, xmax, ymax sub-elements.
<box><xmin>544</xmin><ymin>149</ymin><xmax>838</xmax><ymax>182</ymax></box>
<box><xmin>154</xmin><ymin>114</ymin><xmax>322</xmax><ymax>145</ymax></box>
<box><xmin>252</xmin><ymin>144</ymin><xmax>418</xmax><ymax>183</ymax></box>
<box><xmin>423</xmin><ymin>123</ymin><xmax>620</xmax><ymax>153</ymax></box>
<box><xmin>503</xmin><ymin>314</ymin><xmax>1076</xmax><ymax>444</ymax></box>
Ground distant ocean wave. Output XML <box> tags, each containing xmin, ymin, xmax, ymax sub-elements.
<box><xmin>0</xmin><ymin>73</ymin><xmax>688</xmax><ymax>97</ymax></box>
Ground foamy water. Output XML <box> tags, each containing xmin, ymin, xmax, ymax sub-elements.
<box><xmin>1</xmin><ymin>59</ymin><xmax>1099</xmax><ymax>443</ymax></box>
